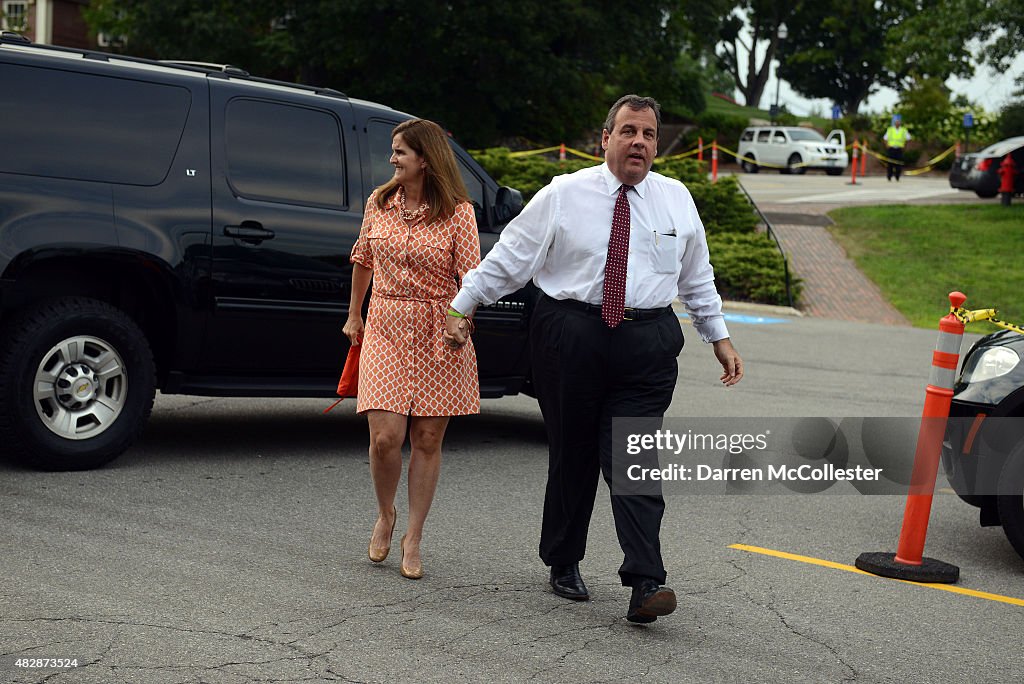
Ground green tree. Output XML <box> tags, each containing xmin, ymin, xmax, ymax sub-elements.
<box><xmin>680</xmin><ymin>0</ymin><xmax>797</xmax><ymax>108</ymax></box>
<box><xmin>776</xmin><ymin>0</ymin><xmax>899</xmax><ymax>115</ymax></box>
<box><xmin>84</xmin><ymin>0</ymin><xmax>703</xmax><ymax>147</ymax></box>
<box><xmin>998</xmin><ymin>100</ymin><xmax>1024</xmax><ymax>139</ymax></box>
<box><xmin>777</xmin><ymin>0</ymin><xmax>992</xmax><ymax>116</ymax></box>
<box><xmin>83</xmin><ymin>0</ymin><xmax>290</xmax><ymax>73</ymax></box>
<box><xmin>978</xmin><ymin>0</ymin><xmax>1024</xmax><ymax>74</ymax></box>
<box><xmin>883</xmin><ymin>0</ymin><xmax>985</xmax><ymax>87</ymax></box>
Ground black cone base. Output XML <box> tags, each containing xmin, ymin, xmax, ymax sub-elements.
<box><xmin>855</xmin><ymin>552</ymin><xmax>959</xmax><ymax>583</ymax></box>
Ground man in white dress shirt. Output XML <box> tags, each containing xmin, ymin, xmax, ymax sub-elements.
<box><xmin>444</xmin><ymin>95</ymin><xmax>743</xmax><ymax>623</ymax></box>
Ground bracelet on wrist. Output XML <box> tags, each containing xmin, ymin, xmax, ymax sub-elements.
<box><xmin>447</xmin><ymin>308</ymin><xmax>466</xmax><ymax>319</ymax></box>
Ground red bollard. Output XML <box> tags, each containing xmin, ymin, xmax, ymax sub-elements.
<box><xmin>711</xmin><ymin>141</ymin><xmax>718</xmax><ymax>183</ymax></box>
<box><xmin>848</xmin><ymin>143</ymin><xmax>859</xmax><ymax>185</ymax></box>
<box><xmin>955</xmin><ymin>141</ymin><xmax>961</xmax><ymax>159</ymax></box>
<box><xmin>558</xmin><ymin>143</ymin><xmax>566</xmax><ymax>162</ymax></box>
<box><xmin>998</xmin><ymin>154</ymin><xmax>1017</xmax><ymax>206</ymax></box>
<box><xmin>698</xmin><ymin>136</ymin><xmax>704</xmax><ymax>162</ymax></box>
<box><xmin>860</xmin><ymin>139</ymin><xmax>867</xmax><ymax>176</ymax></box>
<box><xmin>855</xmin><ymin>292</ymin><xmax>965</xmax><ymax>583</ymax></box>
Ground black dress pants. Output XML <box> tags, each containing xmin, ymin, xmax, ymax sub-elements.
<box><xmin>886</xmin><ymin>146</ymin><xmax>904</xmax><ymax>180</ymax></box>
<box><xmin>530</xmin><ymin>294</ymin><xmax>684</xmax><ymax>586</ymax></box>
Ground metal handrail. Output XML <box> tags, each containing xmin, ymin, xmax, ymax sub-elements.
<box><xmin>735</xmin><ymin>180</ymin><xmax>794</xmax><ymax>309</ymax></box>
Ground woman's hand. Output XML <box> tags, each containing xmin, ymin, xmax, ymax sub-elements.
<box><xmin>343</xmin><ymin>316</ymin><xmax>364</xmax><ymax>346</ymax></box>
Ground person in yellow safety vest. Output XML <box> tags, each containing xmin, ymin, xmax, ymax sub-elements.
<box><xmin>883</xmin><ymin>114</ymin><xmax>911</xmax><ymax>181</ymax></box>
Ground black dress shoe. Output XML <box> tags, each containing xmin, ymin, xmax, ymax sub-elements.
<box><xmin>626</xmin><ymin>579</ymin><xmax>677</xmax><ymax>623</ymax></box>
<box><xmin>550</xmin><ymin>563</ymin><xmax>589</xmax><ymax>601</ymax></box>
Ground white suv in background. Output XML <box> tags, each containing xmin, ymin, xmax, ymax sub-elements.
<box><xmin>737</xmin><ymin>126</ymin><xmax>848</xmax><ymax>175</ymax></box>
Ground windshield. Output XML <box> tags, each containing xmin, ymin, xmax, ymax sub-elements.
<box><xmin>787</xmin><ymin>129</ymin><xmax>826</xmax><ymax>142</ymax></box>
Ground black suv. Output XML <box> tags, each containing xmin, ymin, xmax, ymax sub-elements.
<box><xmin>0</xmin><ymin>33</ymin><xmax>530</xmax><ymax>471</ymax></box>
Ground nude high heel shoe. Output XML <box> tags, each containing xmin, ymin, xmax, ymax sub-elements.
<box><xmin>399</xmin><ymin>534</ymin><xmax>423</xmax><ymax>579</ymax></box>
<box><xmin>368</xmin><ymin>506</ymin><xmax>397</xmax><ymax>563</ymax></box>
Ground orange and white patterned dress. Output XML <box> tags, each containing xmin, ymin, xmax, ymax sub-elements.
<box><xmin>350</xmin><ymin>192</ymin><xmax>481</xmax><ymax>416</ymax></box>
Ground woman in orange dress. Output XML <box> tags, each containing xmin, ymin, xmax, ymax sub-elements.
<box><xmin>343</xmin><ymin>119</ymin><xmax>480</xmax><ymax>579</ymax></box>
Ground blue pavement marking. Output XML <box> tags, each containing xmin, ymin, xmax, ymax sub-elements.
<box><xmin>677</xmin><ymin>312</ymin><xmax>790</xmax><ymax>325</ymax></box>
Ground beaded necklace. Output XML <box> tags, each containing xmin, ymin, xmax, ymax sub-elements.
<box><xmin>399</xmin><ymin>187</ymin><xmax>429</xmax><ymax>223</ymax></box>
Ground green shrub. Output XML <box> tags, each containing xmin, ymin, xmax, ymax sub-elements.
<box><xmin>693</xmin><ymin>111</ymin><xmax>750</xmax><ymax>159</ymax></box>
<box><xmin>708</xmin><ymin>232</ymin><xmax>802</xmax><ymax>306</ymax></box>
<box><xmin>651</xmin><ymin>157</ymin><xmax>706</xmax><ymax>185</ymax></box>
<box><xmin>695</xmin><ymin>111</ymin><xmax>750</xmax><ymax>140</ymax></box>
<box><xmin>686</xmin><ymin>176</ymin><xmax>760</xmax><ymax>234</ymax></box>
<box><xmin>471</xmin><ymin>148</ymin><xmax>593</xmax><ymax>202</ymax></box>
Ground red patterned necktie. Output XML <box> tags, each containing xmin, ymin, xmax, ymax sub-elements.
<box><xmin>601</xmin><ymin>184</ymin><xmax>632</xmax><ymax>328</ymax></box>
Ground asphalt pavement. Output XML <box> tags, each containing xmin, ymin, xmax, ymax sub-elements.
<box><xmin>3</xmin><ymin>172</ymin><xmax>1021</xmax><ymax>683</ymax></box>
<box><xmin>4</xmin><ymin>312</ymin><xmax>1022</xmax><ymax>683</ymax></box>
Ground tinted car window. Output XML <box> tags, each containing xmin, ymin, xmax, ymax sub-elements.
<box><xmin>225</xmin><ymin>99</ymin><xmax>345</xmax><ymax>208</ymax></box>
<box><xmin>0</xmin><ymin>63</ymin><xmax>190</xmax><ymax>185</ymax></box>
<box><xmin>457</xmin><ymin>157</ymin><xmax>485</xmax><ymax>213</ymax></box>
<box><xmin>757</xmin><ymin>131</ymin><xmax>770</xmax><ymax>143</ymax></box>
<box><xmin>368</xmin><ymin>119</ymin><xmax>397</xmax><ymax>189</ymax></box>
<box><xmin>740</xmin><ymin>130</ymin><xmax>754</xmax><ymax>142</ymax></box>
<box><xmin>789</xmin><ymin>129</ymin><xmax>825</xmax><ymax>142</ymax></box>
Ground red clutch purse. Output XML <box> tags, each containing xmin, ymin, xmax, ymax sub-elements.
<box><xmin>323</xmin><ymin>344</ymin><xmax>360</xmax><ymax>413</ymax></box>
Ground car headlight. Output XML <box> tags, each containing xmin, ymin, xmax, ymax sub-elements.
<box><xmin>960</xmin><ymin>347</ymin><xmax>1020</xmax><ymax>383</ymax></box>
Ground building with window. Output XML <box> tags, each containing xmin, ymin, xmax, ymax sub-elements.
<box><xmin>2</xmin><ymin>0</ymin><xmax>90</xmax><ymax>49</ymax></box>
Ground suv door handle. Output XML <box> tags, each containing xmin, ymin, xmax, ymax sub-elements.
<box><xmin>224</xmin><ymin>221</ymin><xmax>275</xmax><ymax>244</ymax></box>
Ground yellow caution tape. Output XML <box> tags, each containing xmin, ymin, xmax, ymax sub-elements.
<box><xmin>654</xmin><ymin>147</ymin><xmax>703</xmax><ymax>162</ymax></box>
<box><xmin>861</xmin><ymin>144</ymin><xmax>958</xmax><ymax>176</ymax></box>
<box><xmin>562</xmin><ymin>146</ymin><xmax>604</xmax><ymax>162</ymax></box>
<box><xmin>495</xmin><ymin>143</ymin><xmax>707</xmax><ymax>164</ymax></box>
<box><xmin>498</xmin><ymin>141</ymin><xmax>958</xmax><ymax>177</ymax></box>
<box><xmin>951</xmin><ymin>306</ymin><xmax>1024</xmax><ymax>335</ymax></box>
<box><xmin>715</xmin><ymin>144</ymin><xmax>800</xmax><ymax>170</ymax></box>
<box><xmin>507</xmin><ymin>146</ymin><xmax>563</xmax><ymax>158</ymax></box>
<box><xmin>905</xmin><ymin>144</ymin><xmax>959</xmax><ymax>176</ymax></box>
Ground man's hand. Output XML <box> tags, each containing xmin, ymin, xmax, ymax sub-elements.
<box><xmin>443</xmin><ymin>313</ymin><xmax>470</xmax><ymax>348</ymax></box>
<box><xmin>712</xmin><ymin>338</ymin><xmax>743</xmax><ymax>386</ymax></box>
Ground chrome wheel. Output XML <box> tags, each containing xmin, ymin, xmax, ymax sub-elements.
<box><xmin>33</xmin><ymin>335</ymin><xmax>127</xmax><ymax>440</ymax></box>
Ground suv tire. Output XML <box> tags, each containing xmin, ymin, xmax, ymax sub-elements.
<box><xmin>785</xmin><ymin>153</ymin><xmax>807</xmax><ymax>175</ymax></box>
<box><xmin>0</xmin><ymin>298</ymin><xmax>155</xmax><ymax>470</ymax></box>
<box><xmin>741</xmin><ymin>157</ymin><xmax>759</xmax><ymax>174</ymax></box>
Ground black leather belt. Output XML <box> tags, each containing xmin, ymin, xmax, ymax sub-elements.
<box><xmin>543</xmin><ymin>294</ymin><xmax>671</xmax><ymax>321</ymax></box>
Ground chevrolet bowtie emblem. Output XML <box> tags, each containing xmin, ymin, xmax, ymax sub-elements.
<box><xmin>78</xmin><ymin>383</ymin><xmax>89</xmax><ymax>393</ymax></box>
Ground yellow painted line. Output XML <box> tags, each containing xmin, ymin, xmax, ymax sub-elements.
<box><xmin>730</xmin><ymin>544</ymin><xmax>1024</xmax><ymax>607</ymax></box>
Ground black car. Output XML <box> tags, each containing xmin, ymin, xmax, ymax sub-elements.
<box><xmin>942</xmin><ymin>330</ymin><xmax>1024</xmax><ymax>562</ymax></box>
<box><xmin>948</xmin><ymin>136</ymin><xmax>1024</xmax><ymax>198</ymax></box>
<box><xmin>0</xmin><ymin>33</ymin><xmax>530</xmax><ymax>471</ymax></box>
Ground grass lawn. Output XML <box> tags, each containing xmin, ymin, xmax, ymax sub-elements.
<box><xmin>828</xmin><ymin>204</ymin><xmax>1024</xmax><ymax>332</ymax></box>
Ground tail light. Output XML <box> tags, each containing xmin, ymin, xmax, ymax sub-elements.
<box><xmin>977</xmin><ymin>158</ymin><xmax>992</xmax><ymax>171</ymax></box>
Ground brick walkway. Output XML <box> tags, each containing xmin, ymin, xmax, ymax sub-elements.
<box><xmin>761</xmin><ymin>205</ymin><xmax>910</xmax><ymax>325</ymax></box>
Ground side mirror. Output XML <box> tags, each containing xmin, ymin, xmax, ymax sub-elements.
<box><xmin>493</xmin><ymin>186</ymin><xmax>524</xmax><ymax>226</ymax></box>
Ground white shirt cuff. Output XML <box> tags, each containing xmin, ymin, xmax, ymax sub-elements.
<box><xmin>450</xmin><ymin>290</ymin><xmax>480</xmax><ymax>317</ymax></box>
<box><xmin>691</xmin><ymin>315</ymin><xmax>730</xmax><ymax>343</ymax></box>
